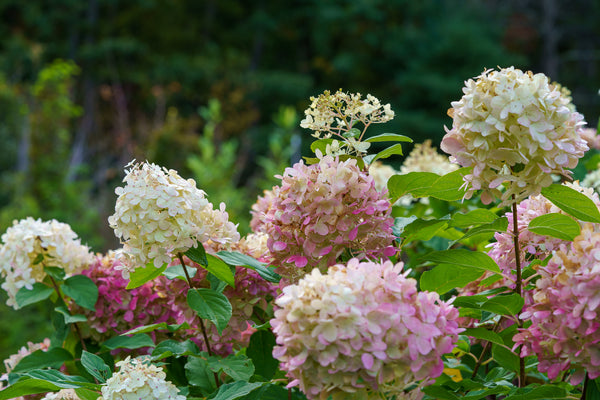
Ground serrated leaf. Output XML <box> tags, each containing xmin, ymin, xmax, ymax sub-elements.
<box><xmin>187</xmin><ymin>288</ymin><xmax>232</xmax><ymax>335</ymax></box>
<box><xmin>204</xmin><ymin>254</ymin><xmax>235</xmax><ymax>288</ymax></box>
<box><xmin>44</xmin><ymin>266</ymin><xmax>66</xmax><ymax>281</ymax></box>
<box><xmin>480</xmin><ymin>294</ymin><xmax>524</xmax><ymax>315</ymax></box>
<box><xmin>387</xmin><ymin>172</ymin><xmax>439</xmax><ymax>202</ymax></box>
<box><xmin>491</xmin><ymin>343</ymin><xmax>519</xmax><ymax>373</ymax></box>
<box><xmin>212</xmin><ymin>381</ymin><xmax>265</xmax><ymax>400</ymax></box>
<box><xmin>163</xmin><ymin>264</ymin><xmax>198</xmax><ymax>281</ymax></box>
<box><xmin>151</xmin><ymin>339</ymin><xmax>200</xmax><ymax>360</ymax></box>
<box><xmin>420</xmin><ymin>264</ymin><xmax>485</xmax><ymax>294</ymax></box>
<box><xmin>216</xmin><ymin>251</ymin><xmax>280</xmax><ymax>283</ymax></box>
<box><xmin>528</xmin><ymin>213</ymin><xmax>581</xmax><ymax>241</ymax></box>
<box><xmin>427</xmin><ymin>167</ymin><xmax>471</xmax><ymax>201</ymax></box>
<box><xmin>11</xmin><ymin>348</ymin><xmax>74</xmax><ymax>373</ymax></box>
<box><xmin>450</xmin><ymin>209</ymin><xmax>499</xmax><ymax>228</ymax></box>
<box><xmin>464</xmin><ymin>327</ymin><xmax>504</xmax><ymax>346</ymax></box>
<box><xmin>24</xmin><ymin>370</ymin><xmax>99</xmax><ymax>390</ymax></box>
<box><xmin>80</xmin><ymin>351</ymin><xmax>112</xmax><ymax>383</ymax></box>
<box><xmin>126</xmin><ymin>261</ymin><xmax>167</xmax><ymax>289</ymax></box>
<box><xmin>101</xmin><ymin>333</ymin><xmax>155</xmax><ymax>351</ymax></box>
<box><xmin>185</xmin><ymin>357</ymin><xmax>217</xmax><ymax>394</ymax></box>
<box><xmin>208</xmin><ymin>354</ymin><xmax>254</xmax><ymax>381</ymax></box>
<box><xmin>364</xmin><ymin>133</ymin><xmax>412</xmax><ymax>143</ymax></box>
<box><xmin>55</xmin><ymin>306</ymin><xmax>87</xmax><ymax>323</ymax></box>
<box><xmin>62</xmin><ymin>275</ymin><xmax>98</xmax><ymax>311</ymax></box>
<box><xmin>0</xmin><ymin>378</ymin><xmax>62</xmax><ymax>399</ymax></box>
<box><xmin>370</xmin><ymin>143</ymin><xmax>405</xmax><ymax>163</ymax></box>
<box><xmin>246</xmin><ymin>330</ymin><xmax>279</xmax><ymax>380</ymax></box>
<box><xmin>15</xmin><ymin>283</ymin><xmax>54</xmax><ymax>308</ymax></box>
<box><xmin>185</xmin><ymin>242</ymin><xmax>208</xmax><ymax>266</ymax></box>
<box><xmin>421</xmin><ymin>249</ymin><xmax>501</xmax><ymax>273</ymax></box>
<box><xmin>401</xmin><ymin>218</ymin><xmax>449</xmax><ymax>245</ymax></box>
<box><xmin>542</xmin><ymin>184</ymin><xmax>600</xmax><ymax>223</ymax></box>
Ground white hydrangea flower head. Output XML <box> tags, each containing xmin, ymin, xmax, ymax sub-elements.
<box><xmin>100</xmin><ymin>356</ymin><xmax>185</xmax><ymax>400</ymax></box>
<box><xmin>41</xmin><ymin>389</ymin><xmax>81</xmax><ymax>400</ymax></box>
<box><xmin>400</xmin><ymin>140</ymin><xmax>459</xmax><ymax>176</ymax></box>
<box><xmin>368</xmin><ymin>161</ymin><xmax>398</xmax><ymax>193</ymax></box>
<box><xmin>582</xmin><ymin>165</ymin><xmax>600</xmax><ymax>193</ymax></box>
<box><xmin>108</xmin><ymin>161</ymin><xmax>239</xmax><ymax>278</ymax></box>
<box><xmin>441</xmin><ymin>67</ymin><xmax>588</xmax><ymax>206</ymax></box>
<box><xmin>0</xmin><ymin>218</ymin><xmax>93</xmax><ymax>309</ymax></box>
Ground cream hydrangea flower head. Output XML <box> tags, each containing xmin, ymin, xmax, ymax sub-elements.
<box><xmin>300</xmin><ymin>90</ymin><xmax>394</xmax><ymax>156</ymax></box>
<box><xmin>100</xmin><ymin>356</ymin><xmax>185</xmax><ymax>400</ymax></box>
<box><xmin>41</xmin><ymin>389</ymin><xmax>81</xmax><ymax>400</ymax></box>
<box><xmin>108</xmin><ymin>161</ymin><xmax>239</xmax><ymax>278</ymax></box>
<box><xmin>441</xmin><ymin>67</ymin><xmax>588</xmax><ymax>205</ymax></box>
<box><xmin>0</xmin><ymin>218</ymin><xmax>93</xmax><ymax>309</ymax></box>
<box><xmin>400</xmin><ymin>140</ymin><xmax>459</xmax><ymax>176</ymax></box>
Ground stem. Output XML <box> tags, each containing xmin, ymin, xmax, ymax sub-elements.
<box><xmin>582</xmin><ymin>372</ymin><xmax>589</xmax><ymax>400</ymax></box>
<box><xmin>48</xmin><ymin>276</ymin><xmax>88</xmax><ymax>353</ymax></box>
<box><xmin>511</xmin><ymin>196</ymin><xmax>526</xmax><ymax>387</ymax></box>
<box><xmin>471</xmin><ymin>318</ymin><xmax>502</xmax><ymax>378</ymax></box>
<box><xmin>177</xmin><ymin>253</ymin><xmax>220</xmax><ymax>388</ymax></box>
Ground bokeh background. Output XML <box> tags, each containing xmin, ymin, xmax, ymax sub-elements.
<box><xmin>0</xmin><ymin>0</ymin><xmax>598</xmax><ymax>360</ymax></box>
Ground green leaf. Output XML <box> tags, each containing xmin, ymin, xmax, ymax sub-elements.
<box><xmin>0</xmin><ymin>378</ymin><xmax>62</xmax><ymax>399</ymax></box>
<box><xmin>343</xmin><ymin>128</ymin><xmax>361</xmax><ymax>138</ymax></box>
<box><xmin>185</xmin><ymin>357</ymin><xmax>217</xmax><ymax>395</ymax></box>
<box><xmin>217</xmin><ymin>251</ymin><xmax>281</xmax><ymax>283</ymax></box>
<box><xmin>11</xmin><ymin>348</ymin><xmax>74</xmax><ymax>373</ymax></box>
<box><xmin>491</xmin><ymin>343</ymin><xmax>519</xmax><ymax>373</ymax></box>
<box><xmin>453</xmin><ymin>295</ymin><xmax>488</xmax><ymax>309</ymax></box>
<box><xmin>44</xmin><ymin>266</ymin><xmax>66</xmax><ymax>281</ymax></box>
<box><xmin>15</xmin><ymin>283</ymin><xmax>54</xmax><ymax>308</ymax></box>
<box><xmin>151</xmin><ymin>339</ymin><xmax>200</xmax><ymax>360</ymax></box>
<box><xmin>450</xmin><ymin>209</ymin><xmax>499</xmax><ymax>228</ymax></box>
<box><xmin>586</xmin><ymin>377</ymin><xmax>600</xmax><ymax>400</ymax></box>
<box><xmin>101</xmin><ymin>333</ymin><xmax>155</xmax><ymax>351</ymax></box>
<box><xmin>204</xmin><ymin>254</ymin><xmax>235</xmax><ymax>288</ymax></box>
<box><xmin>480</xmin><ymin>294</ymin><xmax>524</xmax><ymax>315</ymax></box>
<box><xmin>208</xmin><ymin>354</ymin><xmax>255</xmax><ymax>381</ymax></box>
<box><xmin>427</xmin><ymin>167</ymin><xmax>471</xmax><ymax>201</ymax></box>
<box><xmin>310</xmin><ymin>138</ymin><xmax>334</xmax><ymax>154</ymax></box>
<box><xmin>246</xmin><ymin>330</ymin><xmax>279</xmax><ymax>380</ymax></box>
<box><xmin>24</xmin><ymin>370</ymin><xmax>100</xmax><ymax>390</ymax></box>
<box><xmin>242</xmin><ymin>384</ymin><xmax>294</xmax><ymax>400</ymax></box>
<box><xmin>187</xmin><ymin>288</ymin><xmax>232</xmax><ymax>335</ymax></box>
<box><xmin>422</xmin><ymin>385</ymin><xmax>460</xmax><ymax>400</ymax></box>
<box><xmin>80</xmin><ymin>351</ymin><xmax>112</xmax><ymax>383</ymax></box>
<box><xmin>75</xmin><ymin>388</ymin><xmax>102</xmax><ymax>400</ymax></box>
<box><xmin>420</xmin><ymin>264</ymin><xmax>485</xmax><ymax>294</ymax></box>
<box><xmin>212</xmin><ymin>381</ymin><xmax>265</xmax><ymax>400</ymax></box>
<box><xmin>370</xmin><ymin>143</ymin><xmax>405</xmax><ymax>163</ymax></box>
<box><xmin>400</xmin><ymin>217</ymin><xmax>449</xmax><ymax>245</ymax></box>
<box><xmin>163</xmin><ymin>264</ymin><xmax>198</xmax><ymax>281</ymax></box>
<box><xmin>185</xmin><ymin>242</ymin><xmax>208</xmax><ymax>267</ymax></box>
<box><xmin>542</xmin><ymin>183</ymin><xmax>600</xmax><ymax>223</ymax></box>
<box><xmin>421</xmin><ymin>249</ymin><xmax>501</xmax><ymax>273</ymax></box>
<box><xmin>62</xmin><ymin>275</ymin><xmax>98</xmax><ymax>311</ymax></box>
<box><xmin>464</xmin><ymin>327</ymin><xmax>504</xmax><ymax>346</ymax></box>
<box><xmin>55</xmin><ymin>306</ymin><xmax>87</xmax><ymax>323</ymax></box>
<box><xmin>453</xmin><ymin>217</ymin><xmax>508</xmax><ymax>245</ymax></box>
<box><xmin>123</xmin><ymin>322</ymin><xmax>189</xmax><ymax>335</ymax></box>
<box><xmin>387</xmin><ymin>172</ymin><xmax>439</xmax><ymax>202</ymax></box>
<box><xmin>528</xmin><ymin>213</ymin><xmax>581</xmax><ymax>241</ymax></box>
<box><xmin>365</xmin><ymin>133</ymin><xmax>412</xmax><ymax>143</ymax></box>
<box><xmin>126</xmin><ymin>261</ymin><xmax>167</xmax><ymax>289</ymax></box>
<box><xmin>503</xmin><ymin>385</ymin><xmax>568</xmax><ymax>400</ymax></box>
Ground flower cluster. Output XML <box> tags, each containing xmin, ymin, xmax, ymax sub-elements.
<box><xmin>400</xmin><ymin>140</ymin><xmax>459</xmax><ymax>176</ymax></box>
<box><xmin>441</xmin><ymin>67</ymin><xmax>588</xmax><ymax>205</ymax></box>
<box><xmin>515</xmin><ymin>222</ymin><xmax>600</xmax><ymax>384</ymax></box>
<box><xmin>251</xmin><ymin>153</ymin><xmax>396</xmax><ymax>283</ymax></box>
<box><xmin>100</xmin><ymin>356</ymin><xmax>185</xmax><ymax>399</ymax></box>
<box><xmin>368</xmin><ymin>161</ymin><xmax>397</xmax><ymax>193</ymax></box>
<box><xmin>580</xmin><ymin>127</ymin><xmax>600</xmax><ymax>150</ymax></box>
<box><xmin>271</xmin><ymin>259</ymin><xmax>461</xmax><ymax>399</ymax></box>
<box><xmin>300</xmin><ymin>90</ymin><xmax>394</xmax><ymax>155</ymax></box>
<box><xmin>72</xmin><ymin>252</ymin><xmax>179</xmax><ymax>343</ymax></box>
<box><xmin>1</xmin><ymin>338</ymin><xmax>51</xmax><ymax>399</ymax></box>
<box><xmin>108</xmin><ymin>161</ymin><xmax>239</xmax><ymax>278</ymax></box>
<box><xmin>0</xmin><ymin>218</ymin><xmax>93</xmax><ymax>309</ymax></box>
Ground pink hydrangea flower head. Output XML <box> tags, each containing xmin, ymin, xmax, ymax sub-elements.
<box><xmin>441</xmin><ymin>67</ymin><xmax>588</xmax><ymax>206</ymax></box>
<box><xmin>254</xmin><ymin>154</ymin><xmax>397</xmax><ymax>283</ymax></box>
<box><xmin>515</xmin><ymin>222</ymin><xmax>600</xmax><ymax>383</ymax></box>
<box><xmin>73</xmin><ymin>252</ymin><xmax>179</xmax><ymax>343</ymax></box>
<box><xmin>271</xmin><ymin>258</ymin><xmax>462</xmax><ymax>399</ymax></box>
<box><xmin>100</xmin><ymin>356</ymin><xmax>185</xmax><ymax>399</ymax></box>
<box><xmin>108</xmin><ymin>161</ymin><xmax>239</xmax><ymax>278</ymax></box>
<box><xmin>0</xmin><ymin>217</ymin><xmax>93</xmax><ymax>309</ymax></box>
